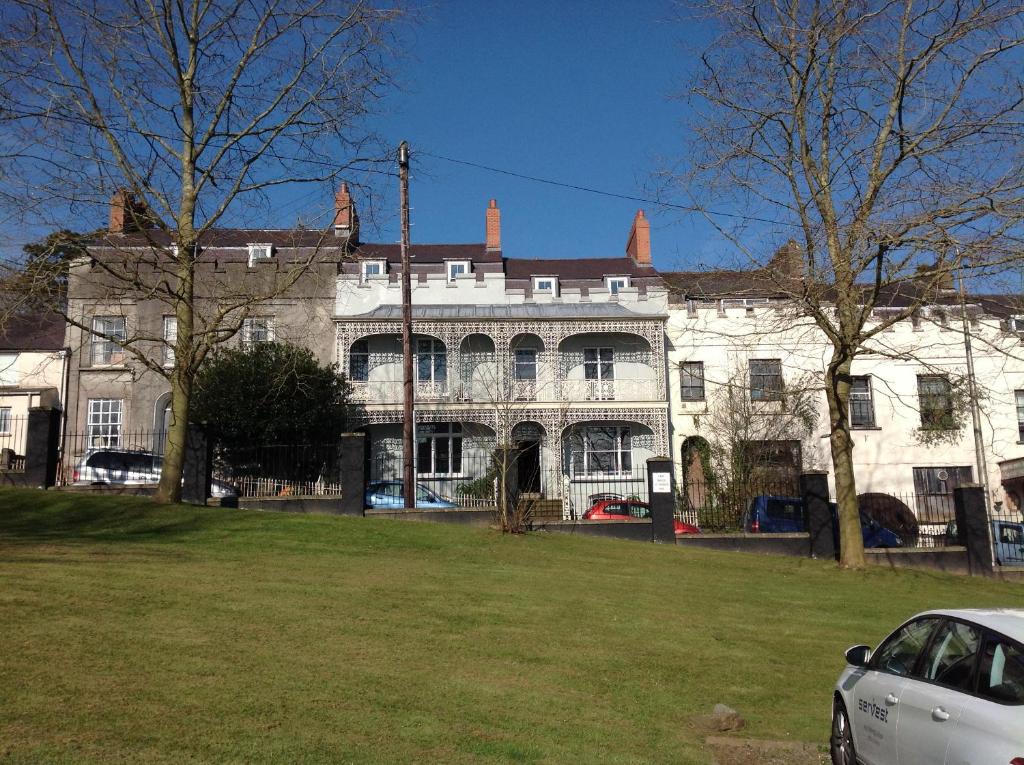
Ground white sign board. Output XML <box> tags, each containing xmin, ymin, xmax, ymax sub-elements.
<box><xmin>651</xmin><ymin>472</ymin><xmax>672</xmax><ymax>494</ymax></box>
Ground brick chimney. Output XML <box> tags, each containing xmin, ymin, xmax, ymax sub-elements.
<box><xmin>108</xmin><ymin>189</ymin><xmax>146</xmax><ymax>233</ymax></box>
<box><xmin>333</xmin><ymin>182</ymin><xmax>359</xmax><ymax>239</ymax></box>
<box><xmin>485</xmin><ymin>199</ymin><xmax>501</xmax><ymax>251</ymax></box>
<box><xmin>625</xmin><ymin>209</ymin><xmax>651</xmax><ymax>266</ymax></box>
<box><xmin>767</xmin><ymin>240</ymin><xmax>804</xmax><ymax>280</ymax></box>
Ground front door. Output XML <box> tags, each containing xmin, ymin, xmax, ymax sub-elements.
<box><xmin>518</xmin><ymin>440</ymin><xmax>541</xmax><ymax>494</ymax></box>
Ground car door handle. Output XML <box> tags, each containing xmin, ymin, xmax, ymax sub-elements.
<box><xmin>885</xmin><ymin>694</ymin><xmax>899</xmax><ymax>705</ymax></box>
<box><xmin>931</xmin><ymin>706</ymin><xmax>950</xmax><ymax>722</ymax></box>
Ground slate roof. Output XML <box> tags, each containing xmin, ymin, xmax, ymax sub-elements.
<box><xmin>340</xmin><ymin>303</ymin><xmax>664</xmax><ymax>321</ymax></box>
<box><xmin>0</xmin><ymin>312</ymin><xmax>66</xmax><ymax>351</ymax></box>
<box><xmin>353</xmin><ymin>243</ymin><xmax>498</xmax><ymax>264</ymax></box>
<box><xmin>504</xmin><ymin>257</ymin><xmax>654</xmax><ymax>280</ymax></box>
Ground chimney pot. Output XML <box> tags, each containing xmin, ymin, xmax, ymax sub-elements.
<box><xmin>486</xmin><ymin>198</ymin><xmax>501</xmax><ymax>251</ymax></box>
<box><xmin>625</xmin><ymin>209</ymin><xmax>651</xmax><ymax>265</ymax></box>
<box><xmin>333</xmin><ymin>182</ymin><xmax>359</xmax><ymax>239</ymax></box>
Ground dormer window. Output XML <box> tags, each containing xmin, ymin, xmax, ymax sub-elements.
<box><xmin>1010</xmin><ymin>316</ymin><xmax>1024</xmax><ymax>333</ymax></box>
<box><xmin>361</xmin><ymin>260</ymin><xmax>386</xmax><ymax>282</ymax></box>
<box><xmin>533</xmin><ymin>276</ymin><xmax>558</xmax><ymax>296</ymax></box>
<box><xmin>606</xmin><ymin>276</ymin><xmax>630</xmax><ymax>295</ymax></box>
<box><xmin>247</xmin><ymin>243</ymin><xmax>273</xmax><ymax>266</ymax></box>
<box><xmin>447</xmin><ymin>260</ymin><xmax>471</xmax><ymax>283</ymax></box>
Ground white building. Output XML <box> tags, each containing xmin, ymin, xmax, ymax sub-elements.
<box><xmin>335</xmin><ymin>200</ymin><xmax>671</xmax><ymax>517</ymax></box>
<box><xmin>662</xmin><ymin>262</ymin><xmax>1024</xmax><ymax>520</ymax></box>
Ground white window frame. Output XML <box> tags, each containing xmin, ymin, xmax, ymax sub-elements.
<box><xmin>577</xmin><ymin>425</ymin><xmax>632</xmax><ymax>477</ymax></box>
<box><xmin>360</xmin><ymin>260</ymin><xmax>386</xmax><ymax>282</ymax></box>
<box><xmin>849</xmin><ymin>375</ymin><xmax>876</xmax><ymax>428</ymax></box>
<box><xmin>415</xmin><ymin>338</ymin><xmax>447</xmax><ymax>383</ymax></box>
<box><xmin>514</xmin><ymin>348</ymin><xmax>538</xmax><ymax>381</ymax></box>
<box><xmin>679</xmin><ymin>361</ymin><xmax>705</xmax><ymax>401</ymax></box>
<box><xmin>0</xmin><ymin>407</ymin><xmax>11</xmax><ymax>434</ymax></box>
<box><xmin>241</xmin><ymin>316</ymin><xmax>275</xmax><ymax>348</ymax></box>
<box><xmin>749</xmin><ymin>358</ymin><xmax>784</xmax><ymax>401</ymax></box>
<box><xmin>1016</xmin><ymin>389</ymin><xmax>1024</xmax><ymax>442</ymax></box>
<box><xmin>605</xmin><ymin>276</ymin><xmax>630</xmax><ymax>295</ymax></box>
<box><xmin>247</xmin><ymin>243</ymin><xmax>273</xmax><ymax>266</ymax></box>
<box><xmin>163</xmin><ymin>316</ymin><xmax>177</xmax><ymax>367</ymax></box>
<box><xmin>416</xmin><ymin>422</ymin><xmax>463</xmax><ymax>477</ymax></box>
<box><xmin>1010</xmin><ymin>316</ymin><xmax>1024</xmax><ymax>333</ymax></box>
<box><xmin>583</xmin><ymin>348</ymin><xmax>615</xmax><ymax>381</ymax></box>
<box><xmin>533</xmin><ymin>276</ymin><xmax>558</xmax><ymax>296</ymax></box>
<box><xmin>87</xmin><ymin>398</ymin><xmax>123</xmax><ymax>447</ymax></box>
<box><xmin>0</xmin><ymin>353</ymin><xmax>19</xmax><ymax>386</ymax></box>
<box><xmin>90</xmin><ymin>316</ymin><xmax>127</xmax><ymax>366</ymax></box>
<box><xmin>446</xmin><ymin>260</ymin><xmax>471</xmax><ymax>283</ymax></box>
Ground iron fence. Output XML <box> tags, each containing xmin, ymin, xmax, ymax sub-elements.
<box><xmin>367</xmin><ymin>451</ymin><xmax>497</xmax><ymax>508</ymax></box>
<box><xmin>990</xmin><ymin>504</ymin><xmax>1024</xmax><ymax>567</ymax></box>
<box><xmin>561</xmin><ymin>467</ymin><xmax>649</xmax><ymax>520</ymax></box>
<box><xmin>213</xmin><ymin>442</ymin><xmax>344</xmax><ymax>497</ymax></box>
<box><xmin>676</xmin><ymin>478</ymin><xmax>801</xmax><ymax>532</ymax></box>
<box><xmin>59</xmin><ymin>428</ymin><xmax>167</xmax><ymax>486</ymax></box>
<box><xmin>0</xmin><ymin>415</ymin><xmax>29</xmax><ymax>472</ymax></box>
<box><xmin>856</xmin><ymin>491</ymin><xmax>956</xmax><ymax>548</ymax></box>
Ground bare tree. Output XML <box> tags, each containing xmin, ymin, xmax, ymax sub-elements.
<box><xmin>680</xmin><ymin>361</ymin><xmax>822</xmax><ymax>529</ymax></box>
<box><xmin>677</xmin><ymin>1</ymin><xmax>1024</xmax><ymax>567</ymax></box>
<box><xmin>0</xmin><ymin>1</ymin><xmax>404</xmax><ymax>502</ymax></box>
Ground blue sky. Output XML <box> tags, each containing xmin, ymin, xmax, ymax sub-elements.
<box><xmin>361</xmin><ymin>1</ymin><xmax>725</xmax><ymax>271</ymax></box>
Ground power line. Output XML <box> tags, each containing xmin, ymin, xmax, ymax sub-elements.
<box><xmin>418</xmin><ymin>150</ymin><xmax>802</xmax><ymax>228</ymax></box>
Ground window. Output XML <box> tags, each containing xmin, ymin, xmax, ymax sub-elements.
<box><xmin>584</xmin><ymin>348</ymin><xmax>614</xmax><ymax>381</ymax></box>
<box><xmin>749</xmin><ymin>359</ymin><xmax>783</xmax><ymax>401</ymax></box>
<box><xmin>163</xmin><ymin>316</ymin><xmax>177</xmax><ymax>366</ymax></box>
<box><xmin>871</xmin><ymin>618</ymin><xmax>939</xmax><ymax>677</ymax></box>
<box><xmin>918</xmin><ymin>375</ymin><xmax>955</xmax><ymax>429</ymax></box>
<box><xmin>978</xmin><ymin>636</ymin><xmax>1024</xmax><ymax>704</ymax></box>
<box><xmin>241</xmin><ymin>316</ymin><xmax>274</xmax><ymax>348</ymax></box>
<box><xmin>0</xmin><ymin>353</ymin><xmax>18</xmax><ymax>386</ymax></box>
<box><xmin>349</xmin><ymin>339</ymin><xmax>369</xmax><ymax>382</ymax></box>
<box><xmin>360</xmin><ymin>260</ymin><xmax>385</xmax><ymax>281</ymax></box>
<box><xmin>90</xmin><ymin>316</ymin><xmax>126</xmax><ymax>365</ymax></box>
<box><xmin>575</xmin><ymin>426</ymin><xmax>632</xmax><ymax>476</ymax></box>
<box><xmin>247</xmin><ymin>243</ymin><xmax>273</xmax><ymax>265</ymax></box>
<box><xmin>1016</xmin><ymin>390</ymin><xmax>1024</xmax><ymax>442</ymax></box>
<box><xmin>1009</xmin><ymin>316</ymin><xmax>1024</xmax><ymax>333</ymax></box>
<box><xmin>417</xmin><ymin>423</ymin><xmax>462</xmax><ymax>475</ymax></box>
<box><xmin>919</xmin><ymin>620</ymin><xmax>981</xmax><ymax>692</ymax></box>
<box><xmin>606</xmin><ymin>276</ymin><xmax>629</xmax><ymax>295</ymax></box>
<box><xmin>0</xmin><ymin>407</ymin><xmax>11</xmax><ymax>434</ymax></box>
<box><xmin>721</xmin><ymin>297</ymin><xmax>769</xmax><ymax>309</ymax></box>
<box><xmin>913</xmin><ymin>466</ymin><xmax>974</xmax><ymax>519</ymax></box>
<box><xmin>514</xmin><ymin>348</ymin><xmax>537</xmax><ymax>380</ymax></box>
<box><xmin>679</xmin><ymin>361</ymin><xmax>705</xmax><ymax>401</ymax></box>
<box><xmin>533</xmin><ymin>277</ymin><xmax>558</xmax><ymax>296</ymax></box>
<box><xmin>87</xmin><ymin>398</ymin><xmax>123</xmax><ymax>446</ymax></box>
<box><xmin>849</xmin><ymin>376</ymin><xmax>875</xmax><ymax>428</ymax></box>
<box><xmin>416</xmin><ymin>338</ymin><xmax>447</xmax><ymax>383</ymax></box>
<box><xmin>446</xmin><ymin>260</ymin><xmax>470</xmax><ymax>282</ymax></box>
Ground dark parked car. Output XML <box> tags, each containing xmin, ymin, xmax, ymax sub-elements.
<box><xmin>743</xmin><ymin>495</ymin><xmax>902</xmax><ymax>548</ymax></box>
<box><xmin>365</xmin><ymin>480</ymin><xmax>458</xmax><ymax>509</ymax></box>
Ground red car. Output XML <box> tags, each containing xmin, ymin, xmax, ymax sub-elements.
<box><xmin>582</xmin><ymin>499</ymin><xmax>700</xmax><ymax>536</ymax></box>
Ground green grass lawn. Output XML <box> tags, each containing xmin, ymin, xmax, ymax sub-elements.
<box><xmin>1</xmin><ymin>487</ymin><xmax>1022</xmax><ymax>764</ymax></box>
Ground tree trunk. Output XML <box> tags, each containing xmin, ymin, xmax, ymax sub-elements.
<box><xmin>824</xmin><ymin>351</ymin><xmax>865</xmax><ymax>568</ymax></box>
<box><xmin>155</xmin><ymin>365</ymin><xmax>192</xmax><ymax>504</ymax></box>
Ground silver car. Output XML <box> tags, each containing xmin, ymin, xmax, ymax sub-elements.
<box><xmin>832</xmin><ymin>608</ymin><xmax>1024</xmax><ymax>765</ymax></box>
<box><xmin>73</xmin><ymin>448</ymin><xmax>237</xmax><ymax>498</ymax></box>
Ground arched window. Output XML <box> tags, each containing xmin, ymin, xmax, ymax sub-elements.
<box><xmin>349</xmin><ymin>340</ymin><xmax>369</xmax><ymax>381</ymax></box>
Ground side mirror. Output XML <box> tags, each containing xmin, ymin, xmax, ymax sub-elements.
<box><xmin>845</xmin><ymin>644</ymin><xmax>872</xmax><ymax>667</ymax></box>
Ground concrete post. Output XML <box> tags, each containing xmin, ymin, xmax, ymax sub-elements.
<box><xmin>181</xmin><ymin>423</ymin><xmax>211</xmax><ymax>505</ymax></box>
<box><xmin>337</xmin><ymin>433</ymin><xmax>366</xmax><ymax>516</ymax></box>
<box><xmin>647</xmin><ymin>456</ymin><xmax>676</xmax><ymax>544</ymax></box>
<box><xmin>954</xmin><ymin>484</ymin><xmax>993</xmax><ymax>577</ymax></box>
<box><xmin>25</xmin><ymin>407</ymin><xmax>60</xmax><ymax>488</ymax></box>
<box><xmin>801</xmin><ymin>471</ymin><xmax>835</xmax><ymax>560</ymax></box>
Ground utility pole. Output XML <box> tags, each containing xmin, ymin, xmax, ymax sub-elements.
<box><xmin>399</xmin><ymin>141</ymin><xmax>415</xmax><ymax>508</ymax></box>
<box><xmin>957</xmin><ymin>264</ymin><xmax>990</xmax><ymax>500</ymax></box>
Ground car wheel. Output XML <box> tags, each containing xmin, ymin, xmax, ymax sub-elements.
<box><xmin>830</xmin><ymin>699</ymin><xmax>856</xmax><ymax>765</ymax></box>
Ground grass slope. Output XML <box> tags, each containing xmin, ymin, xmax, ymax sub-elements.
<box><xmin>1</xmin><ymin>487</ymin><xmax>1021</xmax><ymax>764</ymax></box>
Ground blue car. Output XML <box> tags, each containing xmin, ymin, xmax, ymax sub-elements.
<box><xmin>365</xmin><ymin>480</ymin><xmax>459</xmax><ymax>509</ymax></box>
<box><xmin>743</xmin><ymin>495</ymin><xmax>903</xmax><ymax>548</ymax></box>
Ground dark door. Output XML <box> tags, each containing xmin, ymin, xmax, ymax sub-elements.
<box><xmin>518</xmin><ymin>440</ymin><xmax>541</xmax><ymax>493</ymax></box>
